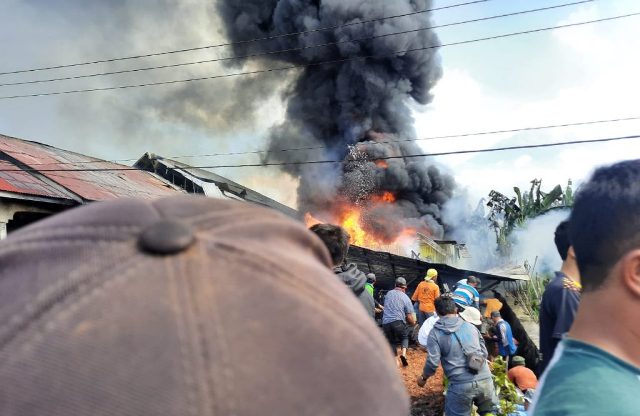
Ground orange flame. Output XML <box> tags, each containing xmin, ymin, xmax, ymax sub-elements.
<box><xmin>338</xmin><ymin>208</ymin><xmax>369</xmax><ymax>246</ymax></box>
<box><xmin>368</xmin><ymin>191</ymin><xmax>396</xmax><ymax>204</ymax></box>
<box><xmin>304</xmin><ymin>212</ymin><xmax>323</xmax><ymax>227</ymax></box>
<box><xmin>375</xmin><ymin>160</ymin><xmax>389</xmax><ymax>168</ymax></box>
<box><xmin>303</xmin><ymin>192</ymin><xmax>419</xmax><ymax>252</ymax></box>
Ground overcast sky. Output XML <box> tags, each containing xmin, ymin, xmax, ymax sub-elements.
<box><xmin>0</xmin><ymin>0</ymin><xmax>638</xmax><ymax>208</ymax></box>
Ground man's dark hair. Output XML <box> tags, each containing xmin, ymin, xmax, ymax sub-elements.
<box><xmin>467</xmin><ymin>276</ymin><xmax>481</xmax><ymax>286</ymax></box>
<box><xmin>309</xmin><ymin>224</ymin><xmax>350</xmax><ymax>266</ymax></box>
<box><xmin>554</xmin><ymin>220</ymin><xmax>571</xmax><ymax>260</ymax></box>
<box><xmin>435</xmin><ymin>296</ymin><xmax>458</xmax><ymax>316</ymax></box>
<box><xmin>569</xmin><ymin>160</ymin><xmax>640</xmax><ymax>292</ymax></box>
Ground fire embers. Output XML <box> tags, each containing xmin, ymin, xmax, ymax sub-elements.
<box><xmin>327</xmin><ymin>134</ymin><xmax>453</xmax><ymax>247</ymax></box>
<box><xmin>303</xmin><ymin>133</ymin><xmax>452</xmax><ymax>249</ymax></box>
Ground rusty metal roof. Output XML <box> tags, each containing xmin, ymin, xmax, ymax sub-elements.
<box><xmin>0</xmin><ymin>134</ymin><xmax>182</xmax><ymax>203</ymax></box>
<box><xmin>0</xmin><ymin>160</ymin><xmax>72</xmax><ymax>201</ymax></box>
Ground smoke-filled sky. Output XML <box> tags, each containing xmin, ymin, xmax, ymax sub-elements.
<box><xmin>214</xmin><ymin>0</ymin><xmax>457</xmax><ymax>241</ymax></box>
<box><xmin>0</xmin><ymin>0</ymin><xmax>639</xmax><ymax>210</ymax></box>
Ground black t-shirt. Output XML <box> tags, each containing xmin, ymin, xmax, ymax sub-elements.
<box><xmin>538</xmin><ymin>271</ymin><xmax>581</xmax><ymax>374</ymax></box>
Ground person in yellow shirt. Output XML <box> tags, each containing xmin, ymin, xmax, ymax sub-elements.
<box><xmin>412</xmin><ymin>268</ymin><xmax>441</xmax><ymax>325</ymax></box>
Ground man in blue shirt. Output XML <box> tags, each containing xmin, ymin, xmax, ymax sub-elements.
<box><xmin>382</xmin><ymin>277</ymin><xmax>416</xmax><ymax>367</ymax></box>
<box><xmin>452</xmin><ymin>275</ymin><xmax>481</xmax><ymax>309</ymax></box>
<box><xmin>491</xmin><ymin>311</ymin><xmax>516</xmax><ymax>363</ymax></box>
<box><xmin>538</xmin><ymin>220</ymin><xmax>581</xmax><ymax>375</ymax></box>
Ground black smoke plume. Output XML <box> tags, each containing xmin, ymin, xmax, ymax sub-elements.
<box><xmin>217</xmin><ymin>0</ymin><xmax>455</xmax><ymax>241</ymax></box>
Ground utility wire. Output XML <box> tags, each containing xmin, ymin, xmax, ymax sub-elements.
<box><xmin>0</xmin><ymin>0</ymin><xmax>488</xmax><ymax>76</ymax></box>
<box><xmin>9</xmin><ymin>115</ymin><xmax>640</xmax><ymax>167</ymax></box>
<box><xmin>0</xmin><ymin>1</ymin><xmax>592</xmax><ymax>88</ymax></box>
<box><xmin>0</xmin><ymin>133</ymin><xmax>637</xmax><ymax>173</ymax></box>
<box><xmin>1</xmin><ymin>11</ymin><xmax>637</xmax><ymax>101</ymax></box>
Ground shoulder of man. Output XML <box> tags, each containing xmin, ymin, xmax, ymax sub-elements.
<box><xmin>532</xmin><ymin>340</ymin><xmax>640</xmax><ymax>415</ymax></box>
<box><xmin>457</xmin><ymin>283</ymin><xmax>478</xmax><ymax>294</ymax></box>
<box><xmin>400</xmin><ymin>291</ymin><xmax>413</xmax><ymax>303</ymax></box>
<box><xmin>533</xmin><ymin>372</ymin><xmax>635</xmax><ymax>415</ymax></box>
<box><xmin>455</xmin><ymin>320</ymin><xmax>480</xmax><ymax>339</ymax></box>
<box><xmin>561</xmin><ymin>276</ymin><xmax>581</xmax><ymax>294</ymax></box>
<box><xmin>542</xmin><ymin>273</ymin><xmax>569</xmax><ymax>297</ymax></box>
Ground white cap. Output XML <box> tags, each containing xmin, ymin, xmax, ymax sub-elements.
<box><xmin>459</xmin><ymin>306</ymin><xmax>482</xmax><ymax>325</ymax></box>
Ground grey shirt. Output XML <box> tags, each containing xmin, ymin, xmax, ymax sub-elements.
<box><xmin>333</xmin><ymin>263</ymin><xmax>376</xmax><ymax>318</ymax></box>
<box><xmin>423</xmin><ymin>316</ymin><xmax>492</xmax><ymax>384</ymax></box>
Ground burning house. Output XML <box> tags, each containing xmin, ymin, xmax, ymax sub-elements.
<box><xmin>0</xmin><ymin>132</ymin><xmax>524</xmax><ymax>302</ymax></box>
<box><xmin>0</xmin><ymin>134</ymin><xmax>536</xmax><ymax>364</ymax></box>
<box><xmin>415</xmin><ymin>233</ymin><xmax>472</xmax><ymax>269</ymax></box>
<box><xmin>136</xmin><ymin>153</ymin><xmax>523</xmax><ymax>296</ymax></box>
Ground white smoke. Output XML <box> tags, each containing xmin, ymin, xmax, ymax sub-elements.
<box><xmin>442</xmin><ymin>193</ymin><xmax>498</xmax><ymax>271</ymax></box>
<box><xmin>509</xmin><ymin>209</ymin><xmax>570</xmax><ymax>274</ymax></box>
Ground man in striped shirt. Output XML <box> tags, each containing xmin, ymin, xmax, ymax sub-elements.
<box><xmin>452</xmin><ymin>276</ymin><xmax>481</xmax><ymax>309</ymax></box>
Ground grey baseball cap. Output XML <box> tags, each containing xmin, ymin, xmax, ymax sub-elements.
<box><xmin>395</xmin><ymin>277</ymin><xmax>407</xmax><ymax>287</ymax></box>
<box><xmin>0</xmin><ymin>196</ymin><xmax>408</xmax><ymax>416</ymax></box>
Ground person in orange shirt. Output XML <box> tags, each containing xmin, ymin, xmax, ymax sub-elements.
<box><xmin>411</xmin><ymin>268</ymin><xmax>441</xmax><ymax>325</ymax></box>
<box><xmin>483</xmin><ymin>297</ymin><xmax>503</xmax><ymax>319</ymax></box>
<box><xmin>507</xmin><ymin>356</ymin><xmax>538</xmax><ymax>393</ymax></box>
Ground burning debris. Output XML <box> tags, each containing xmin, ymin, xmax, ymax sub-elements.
<box><xmin>216</xmin><ymin>0</ymin><xmax>455</xmax><ymax>249</ymax></box>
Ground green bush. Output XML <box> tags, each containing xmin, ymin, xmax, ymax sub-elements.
<box><xmin>491</xmin><ymin>357</ymin><xmax>522</xmax><ymax>416</ymax></box>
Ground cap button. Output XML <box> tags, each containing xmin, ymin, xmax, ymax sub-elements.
<box><xmin>139</xmin><ymin>220</ymin><xmax>195</xmax><ymax>255</ymax></box>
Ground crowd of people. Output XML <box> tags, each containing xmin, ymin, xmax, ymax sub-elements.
<box><xmin>1</xmin><ymin>160</ymin><xmax>639</xmax><ymax>415</ymax></box>
<box><xmin>309</xmin><ymin>219</ymin><xmax>530</xmax><ymax>415</ymax></box>
<box><xmin>312</xmin><ymin>159</ymin><xmax>640</xmax><ymax>415</ymax></box>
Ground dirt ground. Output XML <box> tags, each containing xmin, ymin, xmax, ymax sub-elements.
<box><xmin>397</xmin><ymin>348</ymin><xmax>445</xmax><ymax>416</ymax></box>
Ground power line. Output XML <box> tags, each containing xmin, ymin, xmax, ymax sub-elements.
<box><xmin>0</xmin><ymin>1</ymin><xmax>592</xmax><ymax>88</ymax></box>
<box><xmin>1</xmin><ymin>11</ymin><xmax>637</xmax><ymax>101</ymax></box>
<box><xmin>0</xmin><ymin>133</ymin><xmax>637</xmax><ymax>173</ymax></box>
<box><xmin>0</xmin><ymin>0</ymin><xmax>488</xmax><ymax>76</ymax></box>
<box><xmin>184</xmin><ymin>115</ymin><xmax>639</xmax><ymax>158</ymax></box>
<box><xmin>10</xmin><ymin>114</ymin><xmax>640</xmax><ymax>167</ymax></box>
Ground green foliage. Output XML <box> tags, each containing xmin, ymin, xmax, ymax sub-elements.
<box><xmin>487</xmin><ymin>179</ymin><xmax>573</xmax><ymax>254</ymax></box>
<box><xmin>491</xmin><ymin>357</ymin><xmax>523</xmax><ymax>416</ymax></box>
<box><xmin>509</xmin><ymin>271</ymin><xmax>551</xmax><ymax>323</ymax></box>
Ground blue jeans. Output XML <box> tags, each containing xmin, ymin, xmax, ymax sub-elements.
<box><xmin>446</xmin><ymin>378</ymin><xmax>498</xmax><ymax>416</ymax></box>
<box><xmin>417</xmin><ymin>310</ymin><xmax>433</xmax><ymax>326</ymax></box>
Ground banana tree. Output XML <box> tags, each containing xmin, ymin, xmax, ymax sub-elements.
<box><xmin>487</xmin><ymin>179</ymin><xmax>571</xmax><ymax>254</ymax></box>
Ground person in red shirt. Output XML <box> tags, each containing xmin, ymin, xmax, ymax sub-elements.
<box><xmin>411</xmin><ymin>268</ymin><xmax>441</xmax><ymax>325</ymax></box>
<box><xmin>508</xmin><ymin>356</ymin><xmax>538</xmax><ymax>393</ymax></box>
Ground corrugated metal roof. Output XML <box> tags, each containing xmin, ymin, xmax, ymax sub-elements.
<box><xmin>0</xmin><ymin>134</ymin><xmax>182</xmax><ymax>202</ymax></box>
<box><xmin>484</xmin><ymin>264</ymin><xmax>531</xmax><ymax>281</ymax></box>
<box><xmin>0</xmin><ymin>160</ymin><xmax>72</xmax><ymax>200</ymax></box>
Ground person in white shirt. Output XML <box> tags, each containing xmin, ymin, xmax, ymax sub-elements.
<box><xmin>418</xmin><ymin>314</ymin><xmax>439</xmax><ymax>347</ymax></box>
